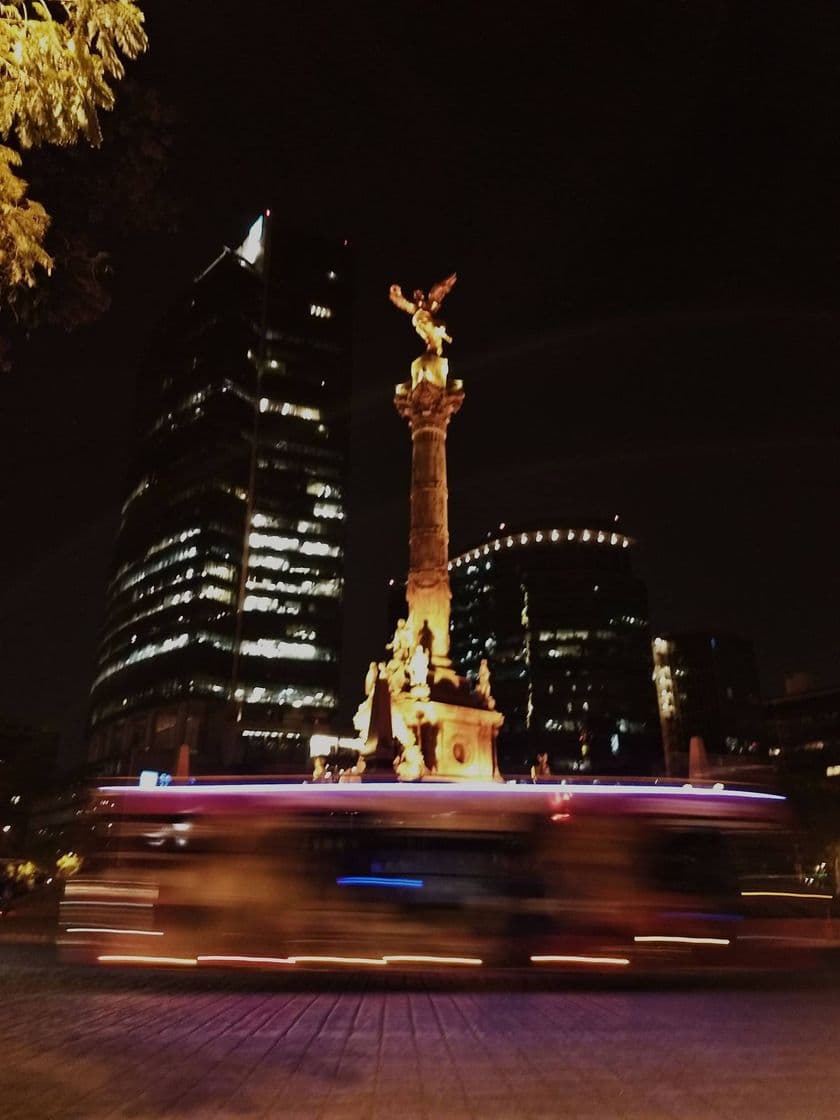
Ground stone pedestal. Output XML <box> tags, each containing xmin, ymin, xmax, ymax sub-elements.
<box><xmin>391</xmin><ymin>689</ymin><xmax>503</xmax><ymax>780</ymax></box>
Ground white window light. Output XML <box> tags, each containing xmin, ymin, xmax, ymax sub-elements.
<box><xmin>243</xmin><ymin>593</ymin><xmax>301</xmax><ymax>614</ymax></box>
<box><xmin>301</xmin><ymin>540</ymin><xmax>340</xmax><ymax>557</ymax></box>
<box><xmin>309</xmin><ymin>304</ymin><xmax>333</xmax><ymax>319</ymax></box>
<box><xmin>245</xmin><ymin>575</ymin><xmax>340</xmax><ymax>598</ymax></box>
<box><xmin>116</xmin><ymin>546</ymin><xmax>200</xmax><ymax>593</ymax></box>
<box><xmin>198</xmin><ymin>585</ymin><xmax>233</xmax><ymax>604</ymax></box>
<box><xmin>260</xmin><ymin>400</ymin><xmax>322</xmax><ymax>422</ymax></box>
<box><xmin>244</xmin><ymin>595</ymin><xmax>276</xmax><ymax>613</ymax></box>
<box><xmin>247</xmin><ymin>554</ymin><xmax>291</xmax><ymax>572</ymax></box>
<box><xmin>239</xmin><ymin>638</ymin><xmax>331</xmax><ymax>661</ymax></box>
<box><xmin>92</xmin><ymin>633</ymin><xmax>192</xmax><ymax>687</ymax></box>
<box><xmin>296</xmin><ymin>519</ymin><xmax>326</xmax><ymax>535</ymax></box>
<box><xmin>306</xmin><ymin>482</ymin><xmax>339</xmax><ymax>498</ymax></box>
<box><xmin>251</xmin><ymin>512</ymin><xmax>289</xmax><ymax>530</ymax></box>
<box><xmin>243</xmin><ymin>685</ymin><xmax>336</xmax><ymax>707</ymax></box>
<box><xmin>203</xmin><ymin>562</ymin><xmax>236</xmax><ymax>583</ymax></box>
<box><xmin>249</xmin><ymin>532</ymin><xmax>300</xmax><ymax>552</ymax></box>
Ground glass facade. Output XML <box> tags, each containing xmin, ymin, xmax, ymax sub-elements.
<box><xmin>765</xmin><ymin>684</ymin><xmax>840</xmax><ymax>777</ymax></box>
<box><xmin>654</xmin><ymin>632</ymin><xmax>763</xmax><ymax>767</ymax></box>
<box><xmin>87</xmin><ymin>218</ymin><xmax>352</xmax><ymax>774</ymax></box>
<box><xmin>449</xmin><ymin>524</ymin><xmax>662</xmax><ymax>776</ymax></box>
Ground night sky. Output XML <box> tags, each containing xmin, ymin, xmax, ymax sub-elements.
<box><xmin>2</xmin><ymin>2</ymin><xmax>839</xmax><ymax>764</ymax></box>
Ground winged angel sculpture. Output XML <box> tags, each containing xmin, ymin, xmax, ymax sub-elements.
<box><xmin>389</xmin><ymin>273</ymin><xmax>457</xmax><ymax>357</ymax></box>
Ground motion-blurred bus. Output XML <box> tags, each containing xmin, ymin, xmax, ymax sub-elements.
<box><xmin>58</xmin><ymin>778</ymin><xmax>837</xmax><ymax>974</ymax></box>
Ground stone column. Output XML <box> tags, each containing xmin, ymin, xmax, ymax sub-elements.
<box><xmin>394</xmin><ymin>354</ymin><xmax>463</xmax><ymax>670</ymax></box>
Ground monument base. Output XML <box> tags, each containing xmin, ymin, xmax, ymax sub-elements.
<box><xmin>391</xmin><ymin>686</ymin><xmax>503</xmax><ymax>781</ymax></box>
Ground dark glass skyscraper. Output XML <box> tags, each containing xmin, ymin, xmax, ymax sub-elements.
<box><xmin>88</xmin><ymin>216</ymin><xmax>352</xmax><ymax>774</ymax></box>
<box><xmin>653</xmin><ymin>632</ymin><xmax>763</xmax><ymax>769</ymax></box>
<box><xmin>449</xmin><ymin>522</ymin><xmax>662</xmax><ymax>775</ymax></box>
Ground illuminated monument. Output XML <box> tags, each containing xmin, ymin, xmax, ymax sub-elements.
<box><xmin>352</xmin><ymin>275</ymin><xmax>503</xmax><ymax>779</ymax></box>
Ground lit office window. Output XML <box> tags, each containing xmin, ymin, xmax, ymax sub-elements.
<box><xmin>306</xmin><ymin>481</ymin><xmax>341</xmax><ymax>498</ymax></box>
<box><xmin>239</xmin><ymin>638</ymin><xmax>333</xmax><ymax>661</ymax></box>
<box><xmin>115</xmin><ymin>546</ymin><xmax>200</xmax><ymax>593</ymax></box>
<box><xmin>259</xmin><ymin>399</ymin><xmax>322</xmax><ymax>421</ymax></box>
<box><xmin>242</xmin><ymin>685</ymin><xmax>337</xmax><ymax>707</ymax></box>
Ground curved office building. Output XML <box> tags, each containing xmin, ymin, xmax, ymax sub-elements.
<box><xmin>449</xmin><ymin>522</ymin><xmax>662</xmax><ymax>775</ymax></box>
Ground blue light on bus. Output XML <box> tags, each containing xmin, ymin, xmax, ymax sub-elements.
<box><xmin>336</xmin><ymin>876</ymin><xmax>424</xmax><ymax>889</ymax></box>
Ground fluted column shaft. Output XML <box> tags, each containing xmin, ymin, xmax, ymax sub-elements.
<box><xmin>394</xmin><ymin>361</ymin><xmax>463</xmax><ymax>666</ymax></box>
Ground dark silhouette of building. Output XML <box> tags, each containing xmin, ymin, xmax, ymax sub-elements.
<box><xmin>0</xmin><ymin>720</ymin><xmax>59</xmax><ymax>855</ymax></box>
<box><xmin>448</xmin><ymin>521</ymin><xmax>662</xmax><ymax>776</ymax></box>
<box><xmin>87</xmin><ymin>216</ymin><xmax>353</xmax><ymax>774</ymax></box>
<box><xmin>765</xmin><ymin>678</ymin><xmax>840</xmax><ymax>778</ymax></box>
<box><xmin>652</xmin><ymin>632</ymin><xmax>763</xmax><ymax>773</ymax></box>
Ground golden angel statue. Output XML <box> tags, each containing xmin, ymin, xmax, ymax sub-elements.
<box><xmin>389</xmin><ymin>273</ymin><xmax>457</xmax><ymax>356</ymax></box>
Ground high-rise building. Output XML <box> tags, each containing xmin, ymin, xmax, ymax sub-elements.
<box><xmin>652</xmin><ymin>632</ymin><xmax>763</xmax><ymax>772</ymax></box>
<box><xmin>765</xmin><ymin>679</ymin><xmax>840</xmax><ymax>778</ymax></box>
<box><xmin>448</xmin><ymin>522</ymin><xmax>662</xmax><ymax>775</ymax></box>
<box><xmin>87</xmin><ymin>216</ymin><xmax>353</xmax><ymax>774</ymax></box>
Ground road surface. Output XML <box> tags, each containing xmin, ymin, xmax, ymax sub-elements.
<box><xmin>1</xmin><ymin>950</ymin><xmax>839</xmax><ymax>1118</ymax></box>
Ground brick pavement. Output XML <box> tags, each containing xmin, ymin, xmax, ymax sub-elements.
<box><xmin>0</xmin><ymin>954</ymin><xmax>838</xmax><ymax>1119</ymax></box>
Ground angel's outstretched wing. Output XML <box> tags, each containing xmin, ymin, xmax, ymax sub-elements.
<box><xmin>427</xmin><ymin>273</ymin><xmax>457</xmax><ymax>311</ymax></box>
<box><xmin>389</xmin><ymin>284</ymin><xmax>417</xmax><ymax>315</ymax></box>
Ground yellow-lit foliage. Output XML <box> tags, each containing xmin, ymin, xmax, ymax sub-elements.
<box><xmin>56</xmin><ymin>851</ymin><xmax>82</xmax><ymax>876</ymax></box>
<box><xmin>0</xmin><ymin>144</ymin><xmax>51</xmax><ymax>288</ymax></box>
<box><xmin>5</xmin><ymin>858</ymin><xmax>38</xmax><ymax>885</ymax></box>
<box><xmin>0</xmin><ymin>1</ymin><xmax>147</xmax><ymax>293</ymax></box>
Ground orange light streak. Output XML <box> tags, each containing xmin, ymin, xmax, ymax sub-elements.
<box><xmin>97</xmin><ymin>955</ymin><xmax>196</xmax><ymax>966</ymax></box>
<box><xmin>634</xmin><ymin>935</ymin><xmax>730</xmax><ymax>946</ymax></box>
<box><xmin>197</xmin><ymin>955</ymin><xmax>293</xmax><ymax>966</ymax></box>
<box><xmin>67</xmin><ymin>928</ymin><xmax>163</xmax><ymax>936</ymax></box>
<box><xmin>741</xmin><ymin>891</ymin><xmax>833</xmax><ymax>900</ymax></box>
<box><xmin>289</xmin><ymin>955</ymin><xmax>387</xmax><ymax>966</ymax></box>
<box><xmin>383</xmin><ymin>954</ymin><xmax>483</xmax><ymax>966</ymax></box>
<box><xmin>530</xmin><ymin>954</ymin><xmax>630</xmax><ymax>966</ymax></box>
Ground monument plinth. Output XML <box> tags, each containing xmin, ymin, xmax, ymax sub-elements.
<box><xmin>351</xmin><ymin>275</ymin><xmax>503</xmax><ymax>781</ymax></box>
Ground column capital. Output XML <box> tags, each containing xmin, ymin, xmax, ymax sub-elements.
<box><xmin>394</xmin><ymin>361</ymin><xmax>464</xmax><ymax>428</ymax></box>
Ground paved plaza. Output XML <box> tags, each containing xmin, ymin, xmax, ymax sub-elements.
<box><xmin>1</xmin><ymin>951</ymin><xmax>839</xmax><ymax>1119</ymax></box>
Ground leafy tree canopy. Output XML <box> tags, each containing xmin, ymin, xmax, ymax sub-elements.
<box><xmin>0</xmin><ymin>1</ymin><xmax>147</xmax><ymax>296</ymax></box>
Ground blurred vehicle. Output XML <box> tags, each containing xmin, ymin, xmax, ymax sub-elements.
<box><xmin>57</xmin><ymin>778</ymin><xmax>838</xmax><ymax>973</ymax></box>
